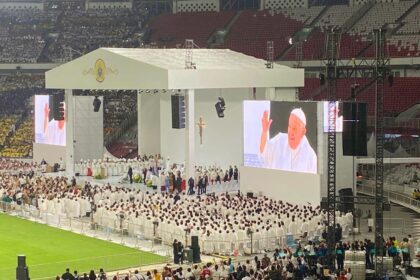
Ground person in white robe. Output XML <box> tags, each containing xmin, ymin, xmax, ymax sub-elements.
<box><xmin>259</xmin><ymin>108</ymin><xmax>317</xmax><ymax>173</ymax></box>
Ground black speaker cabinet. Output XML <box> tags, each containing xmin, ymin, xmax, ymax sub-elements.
<box><xmin>342</xmin><ymin>102</ymin><xmax>367</xmax><ymax>156</ymax></box>
<box><xmin>16</xmin><ymin>255</ymin><xmax>30</xmax><ymax>280</ymax></box>
<box><xmin>171</xmin><ymin>95</ymin><xmax>185</xmax><ymax>129</ymax></box>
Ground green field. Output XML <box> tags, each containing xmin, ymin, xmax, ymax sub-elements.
<box><xmin>0</xmin><ymin>213</ymin><xmax>168</xmax><ymax>280</ymax></box>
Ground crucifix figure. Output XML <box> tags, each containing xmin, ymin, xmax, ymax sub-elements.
<box><xmin>197</xmin><ymin>116</ymin><xmax>206</xmax><ymax>145</ymax></box>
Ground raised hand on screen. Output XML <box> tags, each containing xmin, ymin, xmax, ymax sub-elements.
<box><xmin>259</xmin><ymin>110</ymin><xmax>272</xmax><ymax>153</ymax></box>
<box><xmin>261</xmin><ymin>110</ymin><xmax>272</xmax><ymax>134</ymax></box>
<box><xmin>43</xmin><ymin>103</ymin><xmax>49</xmax><ymax>133</ymax></box>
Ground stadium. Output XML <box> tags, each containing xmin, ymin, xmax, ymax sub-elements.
<box><xmin>0</xmin><ymin>0</ymin><xmax>419</xmax><ymax>279</ymax></box>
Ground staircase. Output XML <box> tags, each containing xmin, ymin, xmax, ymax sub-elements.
<box><xmin>309</xmin><ymin>5</ymin><xmax>330</xmax><ymax>26</ymax></box>
<box><xmin>396</xmin><ymin>0</ymin><xmax>420</xmax><ymax>23</ymax></box>
<box><xmin>341</xmin><ymin>2</ymin><xmax>374</xmax><ymax>34</ymax></box>
<box><xmin>208</xmin><ymin>11</ymin><xmax>242</xmax><ymax>48</ymax></box>
<box><xmin>390</xmin><ymin>1</ymin><xmax>420</xmax><ymax>35</ymax></box>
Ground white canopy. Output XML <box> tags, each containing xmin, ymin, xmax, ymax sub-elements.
<box><xmin>45</xmin><ymin>48</ymin><xmax>304</xmax><ymax>90</ymax></box>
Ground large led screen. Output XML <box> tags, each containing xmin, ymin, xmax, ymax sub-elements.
<box><xmin>323</xmin><ymin>101</ymin><xmax>343</xmax><ymax>132</ymax></box>
<box><xmin>243</xmin><ymin>101</ymin><xmax>318</xmax><ymax>174</ymax></box>
<box><xmin>34</xmin><ymin>95</ymin><xmax>66</xmax><ymax>146</ymax></box>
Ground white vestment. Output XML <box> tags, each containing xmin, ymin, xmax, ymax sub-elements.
<box><xmin>261</xmin><ymin>133</ymin><xmax>317</xmax><ymax>173</ymax></box>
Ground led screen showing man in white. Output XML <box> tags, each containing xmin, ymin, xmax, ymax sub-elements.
<box><xmin>243</xmin><ymin>101</ymin><xmax>317</xmax><ymax>174</ymax></box>
<box><xmin>34</xmin><ymin>95</ymin><xmax>66</xmax><ymax>146</ymax></box>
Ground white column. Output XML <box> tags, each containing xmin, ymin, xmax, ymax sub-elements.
<box><xmin>65</xmin><ymin>89</ymin><xmax>75</xmax><ymax>176</ymax></box>
<box><xmin>137</xmin><ymin>90</ymin><xmax>141</xmax><ymax>157</ymax></box>
<box><xmin>185</xmin><ymin>89</ymin><xmax>195</xmax><ymax>181</ymax></box>
<box><xmin>265</xmin><ymin>87</ymin><xmax>297</xmax><ymax>101</ymax></box>
<box><xmin>264</xmin><ymin>87</ymin><xmax>275</xmax><ymax>100</ymax></box>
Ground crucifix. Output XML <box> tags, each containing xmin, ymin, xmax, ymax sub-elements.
<box><xmin>197</xmin><ymin>116</ymin><xmax>206</xmax><ymax>145</ymax></box>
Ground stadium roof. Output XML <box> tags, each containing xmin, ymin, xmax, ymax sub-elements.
<box><xmin>45</xmin><ymin>48</ymin><xmax>304</xmax><ymax>90</ymax></box>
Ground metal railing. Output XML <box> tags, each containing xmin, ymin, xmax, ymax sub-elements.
<box><xmin>367</xmin><ymin>117</ymin><xmax>420</xmax><ymax>130</ymax></box>
<box><xmin>357</xmin><ymin>180</ymin><xmax>420</xmax><ymax>212</ymax></box>
<box><xmin>0</xmin><ymin>201</ymin><xmax>305</xmax><ymax>256</ymax></box>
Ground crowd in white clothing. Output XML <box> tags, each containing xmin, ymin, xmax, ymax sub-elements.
<box><xmin>74</xmin><ymin>156</ymin><xmax>239</xmax><ymax>185</ymax></box>
<box><xmin>0</xmin><ymin>168</ymin><xmax>353</xmax><ymax>256</ymax></box>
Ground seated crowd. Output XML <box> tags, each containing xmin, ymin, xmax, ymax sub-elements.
<box><xmin>0</xmin><ymin>75</ymin><xmax>45</xmax><ymax>158</ymax></box>
<box><xmin>0</xmin><ymin>158</ymin><xmax>417</xmax><ymax>280</ymax></box>
<box><xmin>0</xmin><ymin>163</ymin><xmax>348</xmax><ymax>254</ymax></box>
<box><xmin>102</xmin><ymin>90</ymin><xmax>137</xmax><ymax>136</ymax></box>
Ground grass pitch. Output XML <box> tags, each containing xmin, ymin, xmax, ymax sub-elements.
<box><xmin>0</xmin><ymin>213</ymin><xmax>168</xmax><ymax>280</ymax></box>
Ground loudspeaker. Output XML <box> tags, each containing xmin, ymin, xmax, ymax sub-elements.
<box><xmin>320</xmin><ymin>197</ymin><xmax>328</xmax><ymax>211</ymax></box>
<box><xmin>17</xmin><ymin>255</ymin><xmax>26</xmax><ymax>267</ymax></box>
<box><xmin>190</xmin><ymin>235</ymin><xmax>201</xmax><ymax>263</ymax></box>
<box><xmin>246</xmin><ymin>192</ymin><xmax>254</xmax><ymax>198</ymax></box>
<box><xmin>16</xmin><ymin>255</ymin><xmax>30</xmax><ymax>280</ymax></box>
<box><xmin>183</xmin><ymin>248</ymin><xmax>193</xmax><ymax>263</ymax></box>
<box><xmin>171</xmin><ymin>95</ymin><xmax>185</xmax><ymax>129</ymax></box>
<box><xmin>338</xmin><ymin>188</ymin><xmax>354</xmax><ymax>213</ymax></box>
<box><xmin>191</xmin><ymin>235</ymin><xmax>199</xmax><ymax>248</ymax></box>
<box><xmin>342</xmin><ymin>102</ymin><xmax>367</xmax><ymax>156</ymax></box>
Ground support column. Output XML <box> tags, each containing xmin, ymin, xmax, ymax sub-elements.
<box><xmin>265</xmin><ymin>88</ymin><xmax>297</xmax><ymax>101</ymax></box>
<box><xmin>185</xmin><ymin>89</ymin><xmax>195</xmax><ymax>182</ymax></box>
<box><xmin>137</xmin><ymin>90</ymin><xmax>141</xmax><ymax>157</ymax></box>
<box><xmin>264</xmin><ymin>87</ymin><xmax>275</xmax><ymax>100</ymax></box>
<box><xmin>65</xmin><ymin>89</ymin><xmax>75</xmax><ymax>176</ymax></box>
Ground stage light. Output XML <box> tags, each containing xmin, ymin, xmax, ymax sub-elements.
<box><xmin>215</xmin><ymin>97</ymin><xmax>225</xmax><ymax>118</ymax></box>
<box><xmin>350</xmin><ymin>83</ymin><xmax>359</xmax><ymax>100</ymax></box>
<box><xmin>93</xmin><ymin>96</ymin><xmax>101</xmax><ymax>112</ymax></box>
<box><xmin>319</xmin><ymin>73</ymin><xmax>325</xmax><ymax>86</ymax></box>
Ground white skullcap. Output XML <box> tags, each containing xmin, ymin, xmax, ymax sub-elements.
<box><xmin>290</xmin><ymin>108</ymin><xmax>306</xmax><ymax>126</ymax></box>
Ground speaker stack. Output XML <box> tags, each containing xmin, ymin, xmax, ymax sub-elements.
<box><xmin>342</xmin><ymin>102</ymin><xmax>367</xmax><ymax>156</ymax></box>
<box><xmin>171</xmin><ymin>95</ymin><xmax>185</xmax><ymax>129</ymax></box>
<box><xmin>338</xmin><ymin>188</ymin><xmax>354</xmax><ymax>213</ymax></box>
<box><xmin>191</xmin><ymin>236</ymin><xmax>201</xmax><ymax>263</ymax></box>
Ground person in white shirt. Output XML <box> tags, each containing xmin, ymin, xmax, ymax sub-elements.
<box><xmin>345</xmin><ymin>268</ymin><xmax>352</xmax><ymax>280</ymax></box>
<box><xmin>259</xmin><ymin>108</ymin><xmax>317</xmax><ymax>174</ymax></box>
<box><xmin>131</xmin><ymin>270</ymin><xmax>145</xmax><ymax>280</ymax></box>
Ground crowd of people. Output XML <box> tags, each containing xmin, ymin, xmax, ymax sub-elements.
<box><xmin>58</xmin><ymin>234</ymin><xmax>417</xmax><ymax>280</ymax></box>
<box><xmin>75</xmin><ymin>154</ymin><xmax>240</xmax><ymax>193</ymax></box>
<box><xmin>0</xmin><ymin>5</ymin><xmax>146</xmax><ymax>63</ymax></box>
<box><xmin>102</xmin><ymin>90</ymin><xmax>137</xmax><ymax>136</ymax></box>
<box><xmin>0</xmin><ymin>9</ymin><xmax>55</xmax><ymax>63</ymax></box>
<box><xmin>0</xmin><ymin>74</ymin><xmax>46</xmax><ymax>157</ymax></box>
<box><xmin>0</xmin><ymin>158</ymin><xmax>351</xmax><ymax>256</ymax></box>
<box><xmin>0</xmin><ymin>158</ymin><xmax>418</xmax><ymax>280</ymax></box>
<box><xmin>46</xmin><ymin>9</ymin><xmax>141</xmax><ymax>62</ymax></box>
